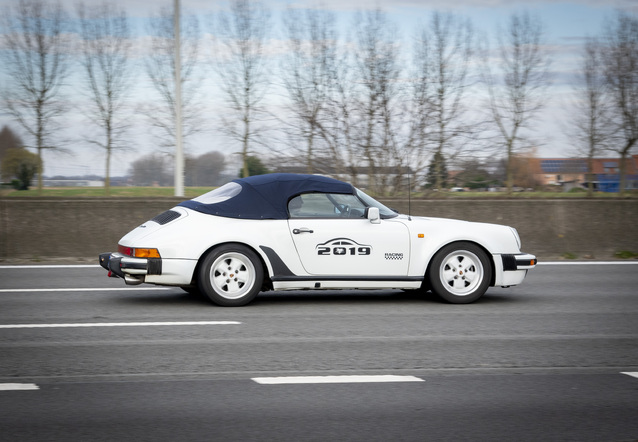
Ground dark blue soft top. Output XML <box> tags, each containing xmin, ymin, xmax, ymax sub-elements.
<box><xmin>178</xmin><ymin>173</ymin><xmax>354</xmax><ymax>219</ymax></box>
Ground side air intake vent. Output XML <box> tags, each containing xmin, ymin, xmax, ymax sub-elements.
<box><xmin>151</xmin><ymin>210</ymin><xmax>181</xmax><ymax>225</ymax></box>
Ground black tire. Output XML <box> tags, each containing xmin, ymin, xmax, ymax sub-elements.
<box><xmin>428</xmin><ymin>242</ymin><xmax>492</xmax><ymax>304</ymax></box>
<box><xmin>197</xmin><ymin>244</ymin><xmax>263</xmax><ymax>307</ymax></box>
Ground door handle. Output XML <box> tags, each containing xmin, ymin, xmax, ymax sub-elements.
<box><xmin>293</xmin><ymin>228</ymin><xmax>314</xmax><ymax>234</ymax></box>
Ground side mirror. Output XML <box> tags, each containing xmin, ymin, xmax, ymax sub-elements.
<box><xmin>366</xmin><ymin>207</ymin><xmax>381</xmax><ymax>224</ymax></box>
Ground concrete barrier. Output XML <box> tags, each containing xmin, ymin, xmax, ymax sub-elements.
<box><xmin>379</xmin><ymin>199</ymin><xmax>638</xmax><ymax>259</ymax></box>
<box><xmin>1</xmin><ymin>197</ymin><xmax>636</xmax><ymax>260</ymax></box>
<box><xmin>0</xmin><ymin>198</ymin><xmax>183</xmax><ymax>261</ymax></box>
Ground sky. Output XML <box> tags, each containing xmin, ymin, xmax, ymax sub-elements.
<box><xmin>0</xmin><ymin>0</ymin><xmax>637</xmax><ymax>178</ymax></box>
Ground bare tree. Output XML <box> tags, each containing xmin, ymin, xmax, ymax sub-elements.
<box><xmin>0</xmin><ymin>125</ymin><xmax>25</xmax><ymax>160</ymax></box>
<box><xmin>351</xmin><ymin>9</ymin><xmax>404</xmax><ymax>195</ymax></box>
<box><xmin>214</xmin><ymin>0</ymin><xmax>271</xmax><ymax>179</ymax></box>
<box><xmin>76</xmin><ymin>1</ymin><xmax>133</xmax><ymax>195</ymax></box>
<box><xmin>601</xmin><ymin>11</ymin><xmax>638</xmax><ymax>197</ymax></box>
<box><xmin>141</xmin><ymin>5</ymin><xmax>203</xmax><ymax>152</ymax></box>
<box><xmin>0</xmin><ymin>0</ymin><xmax>69</xmax><ymax>194</ymax></box>
<box><xmin>280</xmin><ymin>7</ymin><xmax>336</xmax><ymax>174</ymax></box>
<box><xmin>481</xmin><ymin>12</ymin><xmax>550</xmax><ymax>194</ymax></box>
<box><xmin>128</xmin><ymin>152</ymin><xmax>172</xmax><ymax>186</ymax></box>
<box><xmin>406</xmin><ymin>25</ymin><xmax>434</xmax><ymax>189</ymax></box>
<box><xmin>314</xmin><ymin>26</ymin><xmax>358</xmax><ymax>183</ymax></box>
<box><xmin>568</xmin><ymin>37</ymin><xmax>610</xmax><ymax>197</ymax></box>
<box><xmin>185</xmin><ymin>151</ymin><xmax>226</xmax><ymax>186</ymax></box>
<box><xmin>414</xmin><ymin>12</ymin><xmax>475</xmax><ymax>191</ymax></box>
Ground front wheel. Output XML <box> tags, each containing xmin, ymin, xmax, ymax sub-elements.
<box><xmin>198</xmin><ymin>244</ymin><xmax>263</xmax><ymax>306</ymax></box>
<box><xmin>428</xmin><ymin>242</ymin><xmax>492</xmax><ymax>304</ymax></box>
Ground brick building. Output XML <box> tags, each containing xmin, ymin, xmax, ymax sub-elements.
<box><xmin>525</xmin><ymin>155</ymin><xmax>638</xmax><ymax>192</ymax></box>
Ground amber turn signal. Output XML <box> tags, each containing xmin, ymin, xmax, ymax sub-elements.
<box><xmin>134</xmin><ymin>248</ymin><xmax>161</xmax><ymax>258</ymax></box>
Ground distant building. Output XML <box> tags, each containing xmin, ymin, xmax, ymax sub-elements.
<box><xmin>42</xmin><ymin>179</ymin><xmax>104</xmax><ymax>187</ymax></box>
<box><xmin>525</xmin><ymin>155</ymin><xmax>638</xmax><ymax>192</ymax></box>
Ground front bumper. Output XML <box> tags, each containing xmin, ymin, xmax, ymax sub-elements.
<box><xmin>494</xmin><ymin>252</ymin><xmax>537</xmax><ymax>287</ymax></box>
<box><xmin>501</xmin><ymin>253</ymin><xmax>537</xmax><ymax>271</ymax></box>
<box><xmin>99</xmin><ymin>252</ymin><xmax>162</xmax><ymax>285</ymax></box>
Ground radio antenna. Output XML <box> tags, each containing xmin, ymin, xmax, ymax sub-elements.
<box><xmin>407</xmin><ymin>170</ymin><xmax>412</xmax><ymax>221</ymax></box>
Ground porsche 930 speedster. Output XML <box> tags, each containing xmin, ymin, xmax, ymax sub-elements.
<box><xmin>99</xmin><ymin>173</ymin><xmax>536</xmax><ymax>306</ymax></box>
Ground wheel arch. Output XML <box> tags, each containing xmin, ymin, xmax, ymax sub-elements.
<box><xmin>424</xmin><ymin>240</ymin><xmax>496</xmax><ymax>288</ymax></box>
<box><xmin>192</xmin><ymin>241</ymin><xmax>273</xmax><ymax>291</ymax></box>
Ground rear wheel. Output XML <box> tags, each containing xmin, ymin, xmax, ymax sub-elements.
<box><xmin>428</xmin><ymin>242</ymin><xmax>492</xmax><ymax>304</ymax></box>
<box><xmin>198</xmin><ymin>244</ymin><xmax>263</xmax><ymax>306</ymax></box>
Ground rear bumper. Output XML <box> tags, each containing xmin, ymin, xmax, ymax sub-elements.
<box><xmin>99</xmin><ymin>252</ymin><xmax>162</xmax><ymax>285</ymax></box>
<box><xmin>501</xmin><ymin>253</ymin><xmax>537</xmax><ymax>271</ymax></box>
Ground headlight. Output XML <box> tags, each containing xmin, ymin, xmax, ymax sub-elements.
<box><xmin>510</xmin><ymin>227</ymin><xmax>521</xmax><ymax>249</ymax></box>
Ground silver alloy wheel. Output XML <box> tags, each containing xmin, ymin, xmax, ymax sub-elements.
<box><xmin>438</xmin><ymin>250</ymin><xmax>484</xmax><ymax>297</ymax></box>
<box><xmin>209</xmin><ymin>252</ymin><xmax>256</xmax><ymax>300</ymax></box>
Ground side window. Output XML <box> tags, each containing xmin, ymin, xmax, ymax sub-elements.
<box><xmin>288</xmin><ymin>193</ymin><xmax>366</xmax><ymax>218</ymax></box>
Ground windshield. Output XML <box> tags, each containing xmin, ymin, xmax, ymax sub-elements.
<box><xmin>356</xmin><ymin>188</ymin><xmax>398</xmax><ymax>218</ymax></box>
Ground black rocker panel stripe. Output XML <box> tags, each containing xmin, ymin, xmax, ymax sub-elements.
<box><xmin>260</xmin><ymin>245</ymin><xmax>423</xmax><ymax>283</ymax></box>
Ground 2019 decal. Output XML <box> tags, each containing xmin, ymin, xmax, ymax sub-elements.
<box><xmin>316</xmin><ymin>238</ymin><xmax>372</xmax><ymax>256</ymax></box>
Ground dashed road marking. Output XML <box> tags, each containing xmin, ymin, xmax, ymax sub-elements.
<box><xmin>539</xmin><ymin>262</ymin><xmax>638</xmax><ymax>265</ymax></box>
<box><xmin>621</xmin><ymin>372</ymin><xmax>638</xmax><ymax>379</ymax></box>
<box><xmin>0</xmin><ymin>383</ymin><xmax>39</xmax><ymax>391</ymax></box>
<box><xmin>0</xmin><ymin>265</ymin><xmax>100</xmax><ymax>269</ymax></box>
<box><xmin>0</xmin><ymin>321</ymin><xmax>241</xmax><ymax>329</ymax></box>
<box><xmin>252</xmin><ymin>375</ymin><xmax>424</xmax><ymax>384</ymax></box>
<box><xmin>0</xmin><ymin>288</ymin><xmax>170</xmax><ymax>293</ymax></box>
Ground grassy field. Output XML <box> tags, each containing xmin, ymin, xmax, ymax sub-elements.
<box><xmin>1</xmin><ymin>186</ymin><xmax>637</xmax><ymax>198</ymax></box>
<box><xmin>0</xmin><ymin>186</ymin><xmax>214</xmax><ymax>198</ymax></box>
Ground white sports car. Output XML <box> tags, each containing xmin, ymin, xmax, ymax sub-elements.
<box><xmin>99</xmin><ymin>173</ymin><xmax>536</xmax><ymax>306</ymax></box>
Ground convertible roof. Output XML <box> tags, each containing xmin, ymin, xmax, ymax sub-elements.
<box><xmin>178</xmin><ymin>173</ymin><xmax>355</xmax><ymax>220</ymax></box>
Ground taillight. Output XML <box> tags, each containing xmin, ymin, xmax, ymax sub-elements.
<box><xmin>117</xmin><ymin>245</ymin><xmax>160</xmax><ymax>258</ymax></box>
<box><xmin>118</xmin><ymin>245</ymin><xmax>133</xmax><ymax>256</ymax></box>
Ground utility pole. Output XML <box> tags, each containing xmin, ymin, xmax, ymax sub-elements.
<box><xmin>174</xmin><ymin>0</ymin><xmax>184</xmax><ymax>197</ymax></box>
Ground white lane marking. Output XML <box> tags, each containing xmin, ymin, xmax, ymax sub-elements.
<box><xmin>0</xmin><ymin>287</ymin><xmax>170</xmax><ymax>293</ymax></box>
<box><xmin>539</xmin><ymin>262</ymin><xmax>638</xmax><ymax>265</ymax></box>
<box><xmin>2</xmin><ymin>262</ymin><xmax>636</xmax><ymax>270</ymax></box>
<box><xmin>0</xmin><ymin>265</ymin><xmax>100</xmax><ymax>269</ymax></box>
<box><xmin>0</xmin><ymin>321</ymin><xmax>241</xmax><ymax>329</ymax></box>
<box><xmin>252</xmin><ymin>375</ymin><xmax>424</xmax><ymax>384</ymax></box>
<box><xmin>0</xmin><ymin>383</ymin><xmax>39</xmax><ymax>391</ymax></box>
<box><xmin>621</xmin><ymin>372</ymin><xmax>638</xmax><ymax>379</ymax></box>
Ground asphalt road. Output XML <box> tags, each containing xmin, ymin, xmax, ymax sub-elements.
<box><xmin>1</xmin><ymin>262</ymin><xmax>637</xmax><ymax>441</ymax></box>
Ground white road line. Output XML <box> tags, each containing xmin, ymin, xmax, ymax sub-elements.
<box><xmin>2</xmin><ymin>262</ymin><xmax>637</xmax><ymax>270</ymax></box>
<box><xmin>0</xmin><ymin>287</ymin><xmax>171</xmax><ymax>293</ymax></box>
<box><xmin>252</xmin><ymin>375</ymin><xmax>424</xmax><ymax>384</ymax></box>
<box><xmin>539</xmin><ymin>261</ymin><xmax>638</xmax><ymax>265</ymax></box>
<box><xmin>621</xmin><ymin>372</ymin><xmax>638</xmax><ymax>379</ymax></box>
<box><xmin>0</xmin><ymin>321</ymin><xmax>241</xmax><ymax>329</ymax></box>
<box><xmin>0</xmin><ymin>265</ymin><xmax>100</xmax><ymax>269</ymax></box>
<box><xmin>0</xmin><ymin>383</ymin><xmax>39</xmax><ymax>391</ymax></box>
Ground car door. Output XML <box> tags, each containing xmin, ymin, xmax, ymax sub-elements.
<box><xmin>287</xmin><ymin>192</ymin><xmax>410</xmax><ymax>276</ymax></box>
